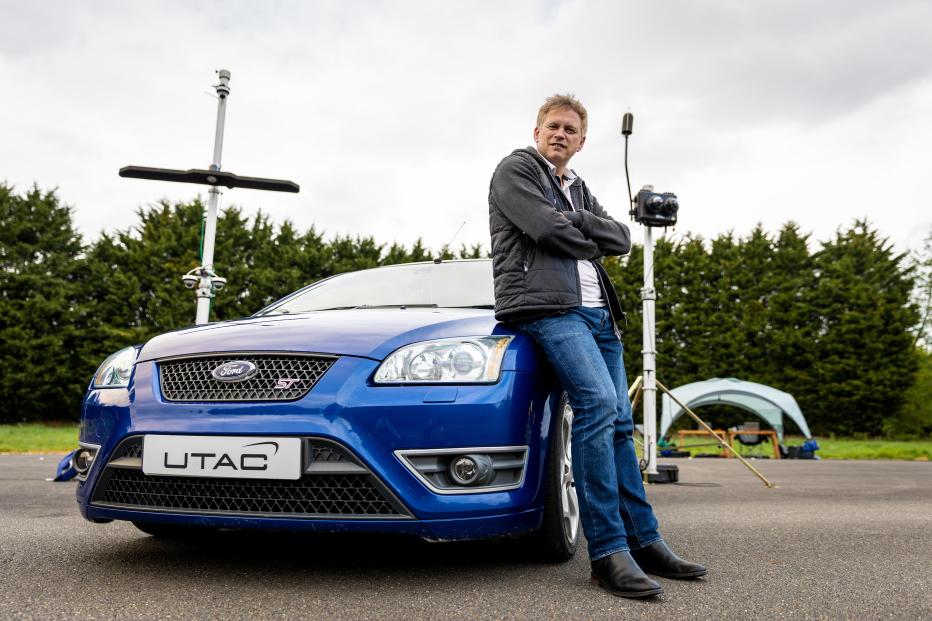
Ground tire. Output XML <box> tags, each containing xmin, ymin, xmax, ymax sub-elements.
<box><xmin>527</xmin><ymin>392</ymin><xmax>579</xmax><ymax>562</ymax></box>
<box><xmin>132</xmin><ymin>521</ymin><xmax>218</xmax><ymax>540</ymax></box>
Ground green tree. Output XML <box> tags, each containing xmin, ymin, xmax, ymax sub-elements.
<box><xmin>83</xmin><ymin>200</ymin><xmax>468</xmax><ymax>343</ymax></box>
<box><xmin>880</xmin><ymin>228</ymin><xmax>932</xmax><ymax>439</ymax></box>
<box><xmin>457</xmin><ymin>243</ymin><xmax>488</xmax><ymax>259</ymax></box>
<box><xmin>791</xmin><ymin>222</ymin><xmax>917</xmax><ymax>435</ymax></box>
<box><xmin>83</xmin><ymin>200</ymin><xmax>334</xmax><ymax>335</ymax></box>
<box><xmin>886</xmin><ymin>347</ymin><xmax>932</xmax><ymax>438</ymax></box>
<box><xmin>381</xmin><ymin>238</ymin><xmax>433</xmax><ymax>265</ymax></box>
<box><xmin>326</xmin><ymin>234</ymin><xmax>384</xmax><ymax>274</ymax></box>
<box><xmin>606</xmin><ymin>222</ymin><xmax>918</xmax><ymax>437</ymax></box>
<box><xmin>211</xmin><ymin>212</ymin><xmax>315</xmax><ymax>318</ymax></box>
<box><xmin>82</xmin><ymin>199</ymin><xmax>204</xmax><ymax>340</ymax></box>
<box><xmin>0</xmin><ymin>185</ymin><xmax>87</xmax><ymax>422</ymax></box>
<box><xmin>7</xmin><ymin>181</ymin><xmax>922</xmax><ymax>437</ymax></box>
<box><xmin>910</xmin><ymin>229</ymin><xmax>932</xmax><ymax>349</ymax></box>
<box><xmin>764</xmin><ymin>224</ymin><xmax>818</xmax><ymax>392</ymax></box>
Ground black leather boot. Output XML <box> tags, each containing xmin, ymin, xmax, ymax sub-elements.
<box><xmin>630</xmin><ymin>541</ymin><xmax>707</xmax><ymax>579</ymax></box>
<box><xmin>590</xmin><ymin>551</ymin><xmax>663</xmax><ymax>598</ymax></box>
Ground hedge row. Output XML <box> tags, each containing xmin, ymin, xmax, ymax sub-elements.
<box><xmin>1</xmin><ymin>184</ymin><xmax>927</xmax><ymax>436</ymax></box>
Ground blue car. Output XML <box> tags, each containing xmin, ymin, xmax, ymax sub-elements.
<box><xmin>75</xmin><ymin>259</ymin><xmax>579</xmax><ymax>560</ymax></box>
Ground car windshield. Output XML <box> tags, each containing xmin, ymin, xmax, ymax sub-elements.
<box><xmin>256</xmin><ymin>260</ymin><xmax>495</xmax><ymax>316</ymax></box>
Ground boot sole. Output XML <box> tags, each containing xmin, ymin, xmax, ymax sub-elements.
<box><xmin>590</xmin><ymin>576</ymin><xmax>663</xmax><ymax>598</ymax></box>
<box><xmin>644</xmin><ymin>568</ymin><xmax>708</xmax><ymax>579</ymax></box>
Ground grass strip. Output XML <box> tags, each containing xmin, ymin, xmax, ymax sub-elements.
<box><xmin>0</xmin><ymin>423</ymin><xmax>79</xmax><ymax>454</ymax></box>
<box><xmin>2</xmin><ymin>423</ymin><xmax>930</xmax><ymax>460</ymax></box>
<box><xmin>668</xmin><ymin>435</ymin><xmax>931</xmax><ymax>461</ymax></box>
<box><xmin>812</xmin><ymin>438</ymin><xmax>931</xmax><ymax>461</ymax></box>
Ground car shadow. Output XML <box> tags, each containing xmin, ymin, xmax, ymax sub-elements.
<box><xmin>99</xmin><ymin>529</ymin><xmax>560</xmax><ymax>583</ymax></box>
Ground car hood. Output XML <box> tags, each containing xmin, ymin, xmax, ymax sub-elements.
<box><xmin>137</xmin><ymin>308</ymin><xmax>508</xmax><ymax>363</ymax></box>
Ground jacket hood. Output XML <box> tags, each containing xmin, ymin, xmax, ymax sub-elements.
<box><xmin>136</xmin><ymin>308</ymin><xmax>506</xmax><ymax>363</ymax></box>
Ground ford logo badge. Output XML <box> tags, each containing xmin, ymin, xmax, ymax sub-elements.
<box><xmin>211</xmin><ymin>361</ymin><xmax>259</xmax><ymax>382</ymax></box>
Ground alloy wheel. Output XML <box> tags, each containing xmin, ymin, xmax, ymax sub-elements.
<box><xmin>561</xmin><ymin>400</ymin><xmax>580</xmax><ymax>543</ymax></box>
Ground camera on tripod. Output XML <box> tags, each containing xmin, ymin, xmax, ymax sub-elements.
<box><xmin>633</xmin><ymin>186</ymin><xmax>678</xmax><ymax>228</ymax></box>
<box><xmin>622</xmin><ymin>112</ymin><xmax>679</xmax><ymax>229</ymax></box>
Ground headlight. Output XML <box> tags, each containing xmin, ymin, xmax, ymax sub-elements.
<box><xmin>374</xmin><ymin>336</ymin><xmax>512</xmax><ymax>384</ymax></box>
<box><xmin>92</xmin><ymin>346</ymin><xmax>139</xmax><ymax>388</ymax></box>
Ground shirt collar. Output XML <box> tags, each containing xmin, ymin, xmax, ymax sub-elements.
<box><xmin>533</xmin><ymin>147</ymin><xmax>578</xmax><ymax>184</ymax></box>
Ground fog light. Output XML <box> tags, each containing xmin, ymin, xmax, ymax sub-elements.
<box><xmin>74</xmin><ymin>448</ymin><xmax>97</xmax><ymax>474</ymax></box>
<box><xmin>448</xmin><ymin>454</ymin><xmax>494</xmax><ymax>486</ymax></box>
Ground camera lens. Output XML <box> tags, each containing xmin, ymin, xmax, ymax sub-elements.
<box><xmin>662</xmin><ymin>197</ymin><xmax>678</xmax><ymax>215</ymax></box>
<box><xmin>646</xmin><ymin>194</ymin><xmax>664</xmax><ymax>214</ymax></box>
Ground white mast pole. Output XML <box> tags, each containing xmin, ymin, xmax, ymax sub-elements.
<box><xmin>641</xmin><ymin>222</ymin><xmax>658</xmax><ymax>476</ymax></box>
<box><xmin>194</xmin><ymin>69</ymin><xmax>231</xmax><ymax>325</ymax></box>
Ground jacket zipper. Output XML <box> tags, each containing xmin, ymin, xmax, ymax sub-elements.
<box><xmin>575</xmin><ymin>261</ymin><xmax>582</xmax><ymax>306</ymax></box>
<box><xmin>522</xmin><ymin>234</ymin><xmax>528</xmax><ymax>272</ymax></box>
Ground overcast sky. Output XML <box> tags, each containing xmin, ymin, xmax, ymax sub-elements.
<box><xmin>2</xmin><ymin>0</ymin><xmax>930</xmax><ymax>256</ymax></box>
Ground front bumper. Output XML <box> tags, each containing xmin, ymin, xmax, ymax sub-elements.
<box><xmin>77</xmin><ymin>355</ymin><xmax>559</xmax><ymax>540</ymax></box>
<box><xmin>80</xmin><ymin>504</ymin><xmax>544</xmax><ymax>541</ymax></box>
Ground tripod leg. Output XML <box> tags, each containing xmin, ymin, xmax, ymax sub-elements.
<box><xmin>630</xmin><ymin>384</ymin><xmax>643</xmax><ymax>413</ymax></box>
<box><xmin>627</xmin><ymin>375</ymin><xmax>643</xmax><ymax>400</ymax></box>
<box><xmin>656</xmin><ymin>379</ymin><xmax>776</xmax><ymax>489</ymax></box>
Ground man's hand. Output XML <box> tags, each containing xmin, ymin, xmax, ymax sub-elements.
<box><xmin>572</xmin><ymin>186</ymin><xmax>631</xmax><ymax>256</ymax></box>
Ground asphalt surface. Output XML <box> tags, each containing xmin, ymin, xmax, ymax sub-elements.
<box><xmin>1</xmin><ymin>455</ymin><xmax>930</xmax><ymax>620</ymax></box>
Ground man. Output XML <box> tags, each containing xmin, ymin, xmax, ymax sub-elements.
<box><xmin>488</xmin><ymin>94</ymin><xmax>706</xmax><ymax>599</ymax></box>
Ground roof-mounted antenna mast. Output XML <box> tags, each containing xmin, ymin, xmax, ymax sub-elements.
<box><xmin>120</xmin><ymin>70</ymin><xmax>300</xmax><ymax>325</ymax></box>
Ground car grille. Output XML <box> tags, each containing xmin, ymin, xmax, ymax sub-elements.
<box><xmin>91</xmin><ymin>437</ymin><xmax>410</xmax><ymax>519</ymax></box>
<box><xmin>159</xmin><ymin>353</ymin><xmax>336</xmax><ymax>402</ymax></box>
<box><xmin>115</xmin><ymin>440</ymin><xmax>144</xmax><ymax>459</ymax></box>
<box><xmin>97</xmin><ymin>470</ymin><xmax>399</xmax><ymax>516</ymax></box>
<box><xmin>310</xmin><ymin>443</ymin><xmax>346</xmax><ymax>463</ymax></box>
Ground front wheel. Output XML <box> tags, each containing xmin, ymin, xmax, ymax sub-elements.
<box><xmin>527</xmin><ymin>392</ymin><xmax>579</xmax><ymax>562</ymax></box>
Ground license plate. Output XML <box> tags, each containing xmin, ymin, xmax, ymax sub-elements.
<box><xmin>142</xmin><ymin>435</ymin><xmax>302</xmax><ymax>480</ymax></box>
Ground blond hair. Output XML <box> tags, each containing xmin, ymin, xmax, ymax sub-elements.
<box><xmin>536</xmin><ymin>94</ymin><xmax>588</xmax><ymax>135</ymax></box>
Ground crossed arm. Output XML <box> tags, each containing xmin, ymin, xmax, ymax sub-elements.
<box><xmin>490</xmin><ymin>153</ymin><xmax>631</xmax><ymax>259</ymax></box>
<box><xmin>564</xmin><ymin>187</ymin><xmax>631</xmax><ymax>256</ymax></box>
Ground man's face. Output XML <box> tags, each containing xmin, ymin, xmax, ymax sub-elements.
<box><xmin>534</xmin><ymin>106</ymin><xmax>586</xmax><ymax>169</ymax></box>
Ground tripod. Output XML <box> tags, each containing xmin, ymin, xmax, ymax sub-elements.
<box><xmin>620</xmin><ymin>112</ymin><xmax>774</xmax><ymax>489</ymax></box>
<box><xmin>627</xmin><ymin>375</ymin><xmax>776</xmax><ymax>488</ymax></box>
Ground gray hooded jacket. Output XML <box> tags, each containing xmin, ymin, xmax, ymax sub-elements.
<box><xmin>488</xmin><ymin>147</ymin><xmax>631</xmax><ymax>324</ymax></box>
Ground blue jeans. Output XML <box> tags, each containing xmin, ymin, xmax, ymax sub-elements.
<box><xmin>519</xmin><ymin>306</ymin><xmax>662</xmax><ymax>560</ymax></box>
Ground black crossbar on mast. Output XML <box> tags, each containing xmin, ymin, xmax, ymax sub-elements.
<box><xmin>119</xmin><ymin>166</ymin><xmax>299</xmax><ymax>193</ymax></box>
<box><xmin>118</xmin><ymin>69</ymin><xmax>300</xmax><ymax>326</ymax></box>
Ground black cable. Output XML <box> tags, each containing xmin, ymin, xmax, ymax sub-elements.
<box><xmin>624</xmin><ymin>134</ymin><xmax>634</xmax><ymax>213</ymax></box>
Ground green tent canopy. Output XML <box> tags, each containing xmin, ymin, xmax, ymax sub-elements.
<box><xmin>659</xmin><ymin>377</ymin><xmax>812</xmax><ymax>441</ymax></box>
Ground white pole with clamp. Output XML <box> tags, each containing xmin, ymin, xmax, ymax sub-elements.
<box><xmin>641</xmin><ymin>220</ymin><xmax>658</xmax><ymax>476</ymax></box>
<box><xmin>194</xmin><ymin>69</ymin><xmax>231</xmax><ymax>326</ymax></box>
<box><xmin>120</xmin><ymin>69</ymin><xmax>299</xmax><ymax>326</ymax></box>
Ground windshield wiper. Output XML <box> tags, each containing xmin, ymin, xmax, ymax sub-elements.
<box><xmin>315</xmin><ymin>304</ymin><xmax>439</xmax><ymax>311</ymax></box>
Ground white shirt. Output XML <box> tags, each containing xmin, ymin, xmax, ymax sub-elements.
<box><xmin>536</xmin><ymin>151</ymin><xmax>606</xmax><ymax>308</ymax></box>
